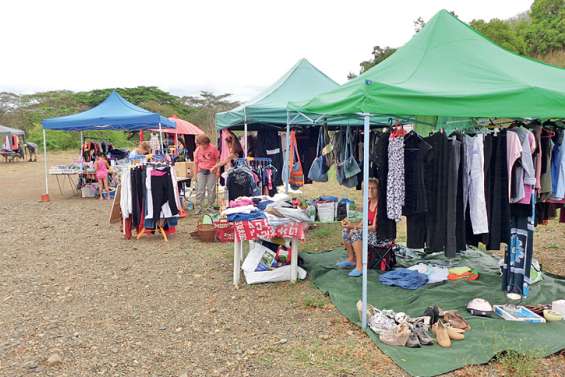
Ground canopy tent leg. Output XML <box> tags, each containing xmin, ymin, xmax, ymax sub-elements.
<box><xmin>361</xmin><ymin>115</ymin><xmax>370</xmax><ymax>329</ymax></box>
<box><xmin>158</xmin><ymin>123</ymin><xmax>164</xmax><ymax>154</ymax></box>
<box><xmin>284</xmin><ymin>112</ymin><xmax>291</xmax><ymax>193</ymax></box>
<box><xmin>41</xmin><ymin>129</ymin><xmax>49</xmax><ymax>202</ymax></box>
<box><xmin>243</xmin><ymin>107</ymin><xmax>248</xmax><ymax>157</ymax></box>
<box><xmin>80</xmin><ymin>131</ymin><xmax>84</xmax><ymax>173</ymax></box>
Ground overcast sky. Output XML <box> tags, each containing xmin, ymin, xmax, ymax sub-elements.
<box><xmin>1</xmin><ymin>0</ymin><xmax>532</xmax><ymax>100</ymax></box>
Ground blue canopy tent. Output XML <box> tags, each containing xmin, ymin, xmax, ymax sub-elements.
<box><xmin>40</xmin><ymin>90</ymin><xmax>175</xmax><ymax>200</ymax></box>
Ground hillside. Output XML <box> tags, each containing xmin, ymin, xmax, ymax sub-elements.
<box><xmin>0</xmin><ymin>87</ymin><xmax>238</xmax><ymax>150</ymax></box>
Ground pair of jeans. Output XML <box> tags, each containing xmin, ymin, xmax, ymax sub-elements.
<box><xmin>196</xmin><ymin>171</ymin><xmax>217</xmax><ymax>209</ymax></box>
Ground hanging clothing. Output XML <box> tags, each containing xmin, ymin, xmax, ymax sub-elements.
<box><xmin>509</xmin><ymin>127</ymin><xmax>536</xmax><ymax>204</ymax></box>
<box><xmin>486</xmin><ymin>131</ymin><xmax>511</xmax><ymax>250</ymax></box>
<box><xmin>374</xmin><ymin>132</ymin><xmax>397</xmax><ymax>240</ymax></box>
<box><xmin>403</xmin><ymin>132</ymin><xmax>432</xmax><ymax>249</ymax></box>
<box><xmin>445</xmin><ymin>137</ymin><xmax>462</xmax><ymax>257</ymax></box>
<box><xmin>551</xmin><ymin>131</ymin><xmax>565</xmax><ymax>199</ymax></box>
<box><xmin>540</xmin><ymin>133</ymin><xmax>554</xmax><ymax>196</ymax></box>
<box><xmin>424</xmin><ymin>132</ymin><xmax>449</xmax><ymax>252</ymax></box>
<box><xmin>502</xmin><ymin>201</ymin><xmax>535</xmax><ymax>297</ymax></box>
<box><xmin>465</xmin><ymin>134</ymin><xmax>489</xmax><ymax>235</ymax></box>
<box><xmin>386</xmin><ymin>136</ymin><xmax>405</xmax><ymax>221</ymax></box>
<box><xmin>255</xmin><ymin>129</ymin><xmax>283</xmax><ymax>187</ymax></box>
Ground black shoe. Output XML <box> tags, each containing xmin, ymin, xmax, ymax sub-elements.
<box><xmin>423</xmin><ymin>305</ymin><xmax>440</xmax><ymax>325</ymax></box>
<box><xmin>405</xmin><ymin>332</ymin><xmax>421</xmax><ymax>348</ymax></box>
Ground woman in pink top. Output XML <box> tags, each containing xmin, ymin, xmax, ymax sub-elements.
<box><xmin>194</xmin><ymin>134</ymin><xmax>220</xmax><ymax>213</ymax></box>
<box><xmin>94</xmin><ymin>152</ymin><xmax>111</xmax><ymax>200</ymax></box>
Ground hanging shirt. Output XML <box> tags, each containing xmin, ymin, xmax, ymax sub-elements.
<box><xmin>506</xmin><ymin>131</ymin><xmax>523</xmax><ymax>202</ymax></box>
<box><xmin>386</xmin><ymin>136</ymin><xmax>405</xmax><ymax>221</ymax></box>
<box><xmin>552</xmin><ymin>139</ymin><xmax>565</xmax><ymax>199</ymax></box>
<box><xmin>509</xmin><ymin>127</ymin><xmax>536</xmax><ymax>204</ymax></box>
<box><xmin>466</xmin><ymin>134</ymin><xmax>489</xmax><ymax>234</ymax></box>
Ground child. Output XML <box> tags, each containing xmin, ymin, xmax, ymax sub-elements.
<box><xmin>94</xmin><ymin>152</ymin><xmax>111</xmax><ymax>200</ymax></box>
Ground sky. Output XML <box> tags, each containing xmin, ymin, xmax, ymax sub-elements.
<box><xmin>0</xmin><ymin>0</ymin><xmax>533</xmax><ymax>100</ymax></box>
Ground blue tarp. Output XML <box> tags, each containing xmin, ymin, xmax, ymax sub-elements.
<box><xmin>41</xmin><ymin>91</ymin><xmax>175</xmax><ymax>131</ymax></box>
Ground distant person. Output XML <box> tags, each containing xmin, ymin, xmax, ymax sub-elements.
<box><xmin>128</xmin><ymin>142</ymin><xmax>151</xmax><ymax>161</ymax></box>
<box><xmin>194</xmin><ymin>134</ymin><xmax>220</xmax><ymax>213</ymax></box>
<box><xmin>94</xmin><ymin>152</ymin><xmax>111</xmax><ymax>200</ymax></box>
<box><xmin>24</xmin><ymin>141</ymin><xmax>38</xmax><ymax>162</ymax></box>
<box><xmin>212</xmin><ymin>132</ymin><xmax>244</xmax><ymax>172</ymax></box>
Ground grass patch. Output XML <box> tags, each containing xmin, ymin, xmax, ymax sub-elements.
<box><xmin>497</xmin><ymin>350</ymin><xmax>540</xmax><ymax>377</ymax></box>
<box><xmin>303</xmin><ymin>293</ymin><xmax>328</xmax><ymax>309</ymax></box>
<box><xmin>290</xmin><ymin>339</ymin><xmax>380</xmax><ymax>376</ymax></box>
<box><xmin>546</xmin><ymin>243</ymin><xmax>560</xmax><ymax>250</ymax></box>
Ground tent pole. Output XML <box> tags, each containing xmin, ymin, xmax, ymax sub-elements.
<box><xmin>361</xmin><ymin>114</ymin><xmax>370</xmax><ymax>330</ymax></box>
<box><xmin>80</xmin><ymin>131</ymin><xmax>84</xmax><ymax>173</ymax></box>
<box><xmin>243</xmin><ymin>107</ymin><xmax>248</xmax><ymax>157</ymax></box>
<box><xmin>158</xmin><ymin>123</ymin><xmax>164</xmax><ymax>154</ymax></box>
<box><xmin>42</xmin><ymin>129</ymin><xmax>49</xmax><ymax>201</ymax></box>
<box><xmin>285</xmin><ymin>111</ymin><xmax>291</xmax><ymax>193</ymax></box>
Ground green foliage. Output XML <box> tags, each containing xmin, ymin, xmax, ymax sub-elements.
<box><xmin>181</xmin><ymin>91</ymin><xmax>240</xmax><ymax>137</ymax></box>
<box><xmin>526</xmin><ymin>0</ymin><xmax>565</xmax><ymax>56</ymax></box>
<box><xmin>354</xmin><ymin>0</ymin><xmax>564</xmax><ymax>76</ymax></box>
<box><xmin>470</xmin><ymin>18</ymin><xmax>528</xmax><ymax>54</ymax></box>
<box><xmin>358</xmin><ymin>46</ymin><xmax>397</xmax><ymax>75</ymax></box>
<box><xmin>303</xmin><ymin>294</ymin><xmax>327</xmax><ymax>309</ymax></box>
<box><xmin>0</xmin><ymin>86</ymin><xmax>239</xmax><ymax>150</ymax></box>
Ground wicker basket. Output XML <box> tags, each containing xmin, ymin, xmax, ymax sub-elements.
<box><xmin>197</xmin><ymin>215</ymin><xmax>216</xmax><ymax>242</ymax></box>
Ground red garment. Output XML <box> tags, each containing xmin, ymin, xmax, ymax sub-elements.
<box><xmin>368</xmin><ymin>203</ymin><xmax>377</xmax><ymax>226</ymax></box>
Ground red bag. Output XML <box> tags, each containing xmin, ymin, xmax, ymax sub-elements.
<box><xmin>288</xmin><ymin>130</ymin><xmax>304</xmax><ymax>188</ymax></box>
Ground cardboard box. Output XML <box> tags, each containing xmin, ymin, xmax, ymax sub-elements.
<box><xmin>175</xmin><ymin>161</ymin><xmax>194</xmax><ymax>179</ymax></box>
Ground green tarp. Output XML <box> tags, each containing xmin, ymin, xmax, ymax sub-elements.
<box><xmin>289</xmin><ymin>10</ymin><xmax>565</xmax><ymax>119</ymax></box>
<box><xmin>215</xmin><ymin>59</ymin><xmax>339</xmax><ymax>130</ymax></box>
<box><xmin>301</xmin><ymin>249</ymin><xmax>565</xmax><ymax>377</ymax></box>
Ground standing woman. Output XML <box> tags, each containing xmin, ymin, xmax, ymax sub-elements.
<box><xmin>194</xmin><ymin>134</ymin><xmax>220</xmax><ymax>213</ymax></box>
<box><xmin>213</xmin><ymin>132</ymin><xmax>244</xmax><ymax>172</ymax></box>
<box><xmin>94</xmin><ymin>152</ymin><xmax>111</xmax><ymax>200</ymax></box>
<box><xmin>338</xmin><ymin>178</ymin><xmax>380</xmax><ymax>277</ymax></box>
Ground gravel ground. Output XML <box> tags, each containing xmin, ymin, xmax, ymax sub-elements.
<box><xmin>1</xmin><ymin>152</ymin><xmax>564</xmax><ymax>377</ymax></box>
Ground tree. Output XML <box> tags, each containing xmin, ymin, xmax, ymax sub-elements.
<box><xmin>470</xmin><ymin>18</ymin><xmax>527</xmax><ymax>54</ymax></box>
<box><xmin>181</xmin><ymin>91</ymin><xmax>239</xmax><ymax>135</ymax></box>
<box><xmin>414</xmin><ymin>17</ymin><xmax>426</xmax><ymax>32</ymax></box>
<box><xmin>525</xmin><ymin>0</ymin><xmax>565</xmax><ymax>55</ymax></box>
<box><xmin>358</xmin><ymin>46</ymin><xmax>397</xmax><ymax>74</ymax></box>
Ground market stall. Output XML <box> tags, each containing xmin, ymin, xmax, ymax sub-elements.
<box><xmin>150</xmin><ymin>115</ymin><xmax>203</xmax><ymax>159</ymax></box>
<box><xmin>0</xmin><ymin>125</ymin><xmax>25</xmax><ymax>162</ymax></box>
<box><xmin>41</xmin><ymin>90</ymin><xmax>175</xmax><ymax>201</ymax></box>
<box><xmin>285</xmin><ymin>9</ymin><xmax>565</xmax><ymax>376</ymax></box>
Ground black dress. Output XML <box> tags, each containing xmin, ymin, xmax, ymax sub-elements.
<box><xmin>374</xmin><ymin>132</ymin><xmax>397</xmax><ymax>240</ymax></box>
<box><xmin>403</xmin><ymin>132</ymin><xmax>432</xmax><ymax>249</ymax></box>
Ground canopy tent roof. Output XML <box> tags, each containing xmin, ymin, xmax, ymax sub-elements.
<box><xmin>0</xmin><ymin>125</ymin><xmax>25</xmax><ymax>137</ymax></box>
<box><xmin>289</xmin><ymin>10</ymin><xmax>565</xmax><ymax>119</ymax></box>
<box><xmin>42</xmin><ymin>91</ymin><xmax>175</xmax><ymax>131</ymax></box>
<box><xmin>215</xmin><ymin>58</ymin><xmax>340</xmax><ymax>130</ymax></box>
<box><xmin>150</xmin><ymin>115</ymin><xmax>204</xmax><ymax>135</ymax></box>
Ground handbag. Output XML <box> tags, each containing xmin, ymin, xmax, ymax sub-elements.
<box><xmin>307</xmin><ymin>127</ymin><xmax>329</xmax><ymax>182</ymax></box>
<box><xmin>343</xmin><ymin>126</ymin><xmax>361</xmax><ymax>179</ymax></box>
<box><xmin>288</xmin><ymin>130</ymin><xmax>304</xmax><ymax>188</ymax></box>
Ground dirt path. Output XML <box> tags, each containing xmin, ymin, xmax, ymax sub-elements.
<box><xmin>1</xmin><ymin>152</ymin><xmax>564</xmax><ymax>377</ymax></box>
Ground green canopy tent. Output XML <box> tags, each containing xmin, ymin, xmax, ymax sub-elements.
<box><xmin>289</xmin><ymin>10</ymin><xmax>565</xmax><ymax>119</ymax></box>
<box><xmin>216</xmin><ymin>58</ymin><xmax>340</xmax><ymax>131</ymax></box>
<box><xmin>288</xmin><ymin>9</ymin><xmax>565</xmax><ymax>338</ymax></box>
<box><xmin>216</xmin><ymin>58</ymin><xmax>398</xmax><ymax>191</ymax></box>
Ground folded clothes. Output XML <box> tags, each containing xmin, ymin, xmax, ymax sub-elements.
<box><xmin>408</xmin><ymin>263</ymin><xmax>448</xmax><ymax>284</ymax></box>
<box><xmin>222</xmin><ymin>205</ymin><xmax>257</xmax><ymax>216</ymax></box>
<box><xmin>227</xmin><ymin>211</ymin><xmax>266</xmax><ymax>222</ymax></box>
<box><xmin>229</xmin><ymin>197</ymin><xmax>254</xmax><ymax>208</ymax></box>
<box><xmin>448</xmin><ymin>266</ymin><xmax>471</xmax><ymax>275</ymax></box>
<box><xmin>379</xmin><ymin>268</ymin><xmax>428</xmax><ymax>290</ymax></box>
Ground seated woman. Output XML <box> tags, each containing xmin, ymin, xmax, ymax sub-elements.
<box><xmin>337</xmin><ymin>178</ymin><xmax>379</xmax><ymax>277</ymax></box>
